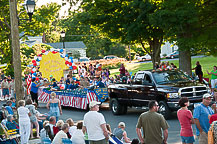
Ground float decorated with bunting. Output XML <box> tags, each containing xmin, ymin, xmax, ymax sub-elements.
<box><xmin>29</xmin><ymin>48</ymin><xmax>109</xmax><ymax>109</ymax></box>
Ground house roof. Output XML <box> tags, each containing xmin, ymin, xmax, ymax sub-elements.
<box><xmin>46</xmin><ymin>41</ymin><xmax>86</xmax><ymax>49</ymax></box>
<box><xmin>21</xmin><ymin>40</ymin><xmax>38</xmax><ymax>47</ymax></box>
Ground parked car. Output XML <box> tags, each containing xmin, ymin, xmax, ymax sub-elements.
<box><xmin>108</xmin><ymin>69</ymin><xmax>210</xmax><ymax>119</ymax></box>
<box><xmin>103</xmin><ymin>55</ymin><xmax>118</xmax><ymax>60</ymax></box>
<box><xmin>166</xmin><ymin>51</ymin><xmax>179</xmax><ymax>59</ymax></box>
<box><xmin>79</xmin><ymin>57</ymin><xmax>90</xmax><ymax>62</ymax></box>
<box><xmin>137</xmin><ymin>54</ymin><xmax>151</xmax><ymax>61</ymax></box>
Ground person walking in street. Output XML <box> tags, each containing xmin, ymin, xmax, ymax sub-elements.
<box><xmin>30</xmin><ymin>78</ymin><xmax>40</xmax><ymax>105</ymax></box>
<box><xmin>177</xmin><ymin>97</ymin><xmax>195</xmax><ymax>144</ymax></box>
<box><xmin>193</xmin><ymin>93</ymin><xmax>216</xmax><ymax>144</ymax></box>
<box><xmin>207</xmin><ymin>66</ymin><xmax>217</xmax><ymax>95</ymax></box>
<box><xmin>47</xmin><ymin>92</ymin><xmax>62</xmax><ymax>121</ymax></box>
<box><xmin>17</xmin><ymin>100</ymin><xmax>31</xmax><ymax>144</ymax></box>
<box><xmin>83</xmin><ymin>101</ymin><xmax>109</xmax><ymax>144</ymax></box>
<box><xmin>1</xmin><ymin>77</ymin><xmax>9</xmax><ymax>100</ymax></box>
<box><xmin>136</xmin><ymin>100</ymin><xmax>169</xmax><ymax>144</ymax></box>
<box><xmin>193</xmin><ymin>61</ymin><xmax>203</xmax><ymax>83</ymax></box>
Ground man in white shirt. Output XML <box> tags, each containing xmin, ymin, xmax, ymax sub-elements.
<box><xmin>45</xmin><ymin>116</ymin><xmax>56</xmax><ymax>141</ymax></box>
<box><xmin>83</xmin><ymin>101</ymin><xmax>109</xmax><ymax>144</ymax></box>
<box><xmin>52</xmin><ymin>123</ymin><xmax>69</xmax><ymax>144</ymax></box>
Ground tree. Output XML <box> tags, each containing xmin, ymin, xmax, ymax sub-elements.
<box><xmin>0</xmin><ymin>1</ymin><xmax>61</xmax><ymax>75</ymax></box>
<box><xmin>77</xmin><ymin>0</ymin><xmax>164</xmax><ymax>68</ymax></box>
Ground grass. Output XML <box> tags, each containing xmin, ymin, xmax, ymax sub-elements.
<box><xmin>110</xmin><ymin>56</ymin><xmax>217</xmax><ymax>79</ymax></box>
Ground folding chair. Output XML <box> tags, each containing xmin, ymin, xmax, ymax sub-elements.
<box><xmin>62</xmin><ymin>138</ymin><xmax>72</xmax><ymax>144</ymax></box>
<box><xmin>109</xmin><ymin>135</ymin><xmax>123</xmax><ymax>144</ymax></box>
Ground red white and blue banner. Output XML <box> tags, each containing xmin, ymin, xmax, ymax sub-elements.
<box><xmin>38</xmin><ymin>88</ymin><xmax>108</xmax><ymax>109</ymax></box>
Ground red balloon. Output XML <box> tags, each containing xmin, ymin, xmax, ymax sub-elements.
<box><xmin>52</xmin><ymin>51</ymin><xmax>56</xmax><ymax>54</ymax></box>
<box><xmin>65</xmin><ymin>61</ymin><xmax>69</xmax><ymax>65</ymax></box>
<box><xmin>69</xmin><ymin>62</ymin><xmax>72</xmax><ymax>66</ymax></box>
<box><xmin>36</xmin><ymin>77</ymin><xmax>39</xmax><ymax>81</ymax></box>
<box><xmin>31</xmin><ymin>70</ymin><xmax>34</xmax><ymax>74</ymax></box>
<box><xmin>72</xmin><ymin>66</ymin><xmax>77</xmax><ymax>70</ymax></box>
<box><xmin>32</xmin><ymin>60</ymin><xmax>36</xmax><ymax>63</ymax></box>
<box><xmin>33</xmin><ymin>63</ymin><xmax>37</xmax><ymax>66</ymax></box>
<box><xmin>42</xmin><ymin>50</ymin><xmax>46</xmax><ymax>53</ymax></box>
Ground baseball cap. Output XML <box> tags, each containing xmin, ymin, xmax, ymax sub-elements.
<box><xmin>203</xmin><ymin>93</ymin><xmax>212</xmax><ymax>99</ymax></box>
<box><xmin>118</xmin><ymin>122</ymin><xmax>125</xmax><ymax>127</ymax></box>
<box><xmin>89</xmin><ymin>101</ymin><xmax>101</xmax><ymax>108</ymax></box>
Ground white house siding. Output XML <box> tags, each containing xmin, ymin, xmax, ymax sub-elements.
<box><xmin>161</xmin><ymin>42</ymin><xmax>178</xmax><ymax>56</ymax></box>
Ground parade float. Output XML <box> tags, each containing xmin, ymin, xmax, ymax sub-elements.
<box><xmin>29</xmin><ymin>48</ymin><xmax>109</xmax><ymax>109</ymax></box>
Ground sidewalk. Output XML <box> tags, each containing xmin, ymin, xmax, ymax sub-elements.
<box><xmin>28</xmin><ymin>139</ymin><xmax>41</xmax><ymax>144</ymax></box>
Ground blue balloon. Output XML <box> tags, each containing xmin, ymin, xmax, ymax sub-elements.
<box><xmin>60</xmin><ymin>55</ymin><xmax>64</xmax><ymax>58</ymax></box>
<box><xmin>69</xmin><ymin>66</ymin><xmax>73</xmax><ymax>70</ymax></box>
<box><xmin>71</xmin><ymin>60</ymin><xmax>73</xmax><ymax>63</ymax></box>
<box><xmin>60</xmin><ymin>49</ymin><xmax>64</xmax><ymax>53</ymax></box>
<box><xmin>130</xmin><ymin>72</ymin><xmax>133</xmax><ymax>75</ymax></box>
<box><xmin>69</xmin><ymin>57</ymin><xmax>73</xmax><ymax>60</ymax></box>
<box><xmin>65</xmin><ymin>54</ymin><xmax>68</xmax><ymax>57</ymax></box>
<box><xmin>33</xmin><ymin>73</ymin><xmax>37</xmax><ymax>76</ymax></box>
<box><xmin>73</xmin><ymin>77</ymin><xmax>76</xmax><ymax>81</ymax></box>
<box><xmin>37</xmin><ymin>58</ymin><xmax>40</xmax><ymax>62</ymax></box>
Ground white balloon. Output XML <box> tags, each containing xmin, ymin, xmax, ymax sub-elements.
<box><xmin>65</xmin><ymin>57</ymin><xmax>68</xmax><ymax>61</ymax></box>
<box><xmin>39</xmin><ymin>57</ymin><xmax>42</xmax><ymax>60</ymax></box>
<box><xmin>50</xmin><ymin>48</ymin><xmax>54</xmax><ymax>52</ymax></box>
<box><xmin>36</xmin><ymin>62</ymin><xmax>40</xmax><ymax>65</ymax></box>
<box><xmin>72</xmin><ymin>63</ymin><xmax>75</xmax><ymax>66</ymax></box>
<box><xmin>34</xmin><ymin>56</ymin><xmax>37</xmax><ymax>60</ymax></box>
<box><xmin>45</xmin><ymin>51</ymin><xmax>49</xmax><ymax>55</ymax></box>
<box><xmin>68</xmin><ymin>59</ymin><xmax>71</xmax><ymax>62</ymax></box>
<box><xmin>67</xmin><ymin>64</ymin><xmax>70</xmax><ymax>67</ymax></box>
<box><xmin>32</xmin><ymin>68</ymin><xmax>36</xmax><ymax>72</ymax></box>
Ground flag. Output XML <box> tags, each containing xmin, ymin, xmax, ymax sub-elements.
<box><xmin>87</xmin><ymin>90</ymin><xmax>98</xmax><ymax>104</ymax></box>
<box><xmin>26</xmin><ymin>74</ymin><xmax>32</xmax><ymax>95</ymax></box>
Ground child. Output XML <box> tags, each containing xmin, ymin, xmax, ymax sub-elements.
<box><xmin>5</xmin><ymin>100</ymin><xmax>14</xmax><ymax>115</ymax></box>
<box><xmin>10</xmin><ymin>97</ymin><xmax>16</xmax><ymax>109</ymax></box>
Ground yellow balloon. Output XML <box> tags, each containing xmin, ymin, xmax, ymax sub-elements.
<box><xmin>40</xmin><ymin>52</ymin><xmax>68</xmax><ymax>81</ymax></box>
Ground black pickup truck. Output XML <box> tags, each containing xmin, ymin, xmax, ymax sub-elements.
<box><xmin>108</xmin><ymin>69</ymin><xmax>210</xmax><ymax>119</ymax></box>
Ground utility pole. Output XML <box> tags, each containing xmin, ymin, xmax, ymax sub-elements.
<box><xmin>9</xmin><ymin>0</ymin><xmax>24</xmax><ymax>104</ymax></box>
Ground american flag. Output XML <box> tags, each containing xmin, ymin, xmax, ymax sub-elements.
<box><xmin>26</xmin><ymin>74</ymin><xmax>32</xmax><ymax>95</ymax></box>
<box><xmin>87</xmin><ymin>90</ymin><xmax>98</xmax><ymax>104</ymax></box>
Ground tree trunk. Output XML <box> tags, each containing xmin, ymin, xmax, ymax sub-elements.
<box><xmin>179</xmin><ymin>49</ymin><xmax>192</xmax><ymax>76</ymax></box>
<box><xmin>149</xmin><ymin>38</ymin><xmax>162</xmax><ymax>69</ymax></box>
<box><xmin>9</xmin><ymin>0</ymin><xmax>24</xmax><ymax>105</ymax></box>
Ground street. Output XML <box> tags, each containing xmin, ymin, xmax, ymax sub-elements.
<box><xmin>33</xmin><ymin>102</ymin><xmax>198</xmax><ymax>144</ymax></box>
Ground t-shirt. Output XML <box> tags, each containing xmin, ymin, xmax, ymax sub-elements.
<box><xmin>52</xmin><ymin>130</ymin><xmax>67</xmax><ymax>144</ymax></box>
<box><xmin>5</xmin><ymin>106</ymin><xmax>14</xmax><ymax>115</ymax></box>
<box><xmin>71</xmin><ymin>129</ymin><xmax>85</xmax><ymax>144</ymax></box>
<box><xmin>83</xmin><ymin>111</ymin><xmax>106</xmax><ymax>141</ymax></box>
<box><xmin>31</xmin><ymin>82</ymin><xmax>38</xmax><ymax>93</ymax></box>
<box><xmin>193</xmin><ymin>103</ymin><xmax>214</xmax><ymax>136</ymax></box>
<box><xmin>177</xmin><ymin>109</ymin><xmax>193</xmax><ymax>137</ymax></box>
<box><xmin>69</xmin><ymin>126</ymin><xmax>77</xmax><ymax>137</ymax></box>
<box><xmin>1</xmin><ymin>81</ymin><xmax>9</xmax><ymax>89</ymax></box>
<box><xmin>211</xmin><ymin>70</ymin><xmax>217</xmax><ymax>80</ymax></box>
<box><xmin>209</xmin><ymin>113</ymin><xmax>217</xmax><ymax>124</ymax></box>
<box><xmin>195</xmin><ymin>65</ymin><xmax>203</xmax><ymax>75</ymax></box>
<box><xmin>136</xmin><ymin>111</ymin><xmax>169</xmax><ymax>144</ymax></box>
<box><xmin>17</xmin><ymin>106</ymin><xmax>30</xmax><ymax>124</ymax></box>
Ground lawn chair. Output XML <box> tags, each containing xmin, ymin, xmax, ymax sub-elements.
<box><xmin>62</xmin><ymin>138</ymin><xmax>72</xmax><ymax>144</ymax></box>
<box><xmin>109</xmin><ymin>135</ymin><xmax>123</xmax><ymax>144</ymax></box>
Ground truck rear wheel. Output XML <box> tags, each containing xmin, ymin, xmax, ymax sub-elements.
<box><xmin>158</xmin><ymin>101</ymin><xmax>171</xmax><ymax>119</ymax></box>
<box><xmin>110</xmin><ymin>98</ymin><xmax>127</xmax><ymax>115</ymax></box>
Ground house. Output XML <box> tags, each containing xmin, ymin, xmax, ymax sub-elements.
<box><xmin>20</xmin><ymin>36</ymin><xmax>43</xmax><ymax>47</ymax></box>
<box><xmin>46</xmin><ymin>41</ymin><xmax>87</xmax><ymax>57</ymax></box>
<box><xmin>161</xmin><ymin>41</ymin><xmax>178</xmax><ymax>56</ymax></box>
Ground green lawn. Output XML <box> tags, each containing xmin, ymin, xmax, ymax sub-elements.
<box><xmin>110</xmin><ymin>56</ymin><xmax>217</xmax><ymax>79</ymax></box>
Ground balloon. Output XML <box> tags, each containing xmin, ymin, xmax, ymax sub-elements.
<box><xmin>34</xmin><ymin>56</ymin><xmax>37</xmax><ymax>60</ymax></box>
<box><xmin>68</xmin><ymin>59</ymin><xmax>71</xmax><ymax>62</ymax></box>
<box><xmin>38</xmin><ymin>57</ymin><xmax>42</xmax><ymax>61</ymax></box>
<box><xmin>50</xmin><ymin>48</ymin><xmax>54</xmax><ymax>52</ymax></box>
<box><xmin>130</xmin><ymin>72</ymin><xmax>132</xmax><ymax>76</ymax></box>
<box><xmin>69</xmin><ymin>57</ymin><xmax>73</xmax><ymax>60</ymax></box>
<box><xmin>65</xmin><ymin>57</ymin><xmax>68</xmax><ymax>61</ymax></box>
<box><xmin>65</xmin><ymin>54</ymin><xmax>68</xmax><ymax>57</ymax></box>
<box><xmin>33</xmin><ymin>73</ymin><xmax>37</xmax><ymax>76</ymax></box>
<box><xmin>32</xmin><ymin>60</ymin><xmax>36</xmax><ymax>63</ymax></box>
<box><xmin>60</xmin><ymin>49</ymin><xmax>64</xmax><ymax>53</ymax></box>
<box><xmin>32</xmin><ymin>68</ymin><xmax>36</xmax><ymax>72</ymax></box>
<box><xmin>69</xmin><ymin>62</ymin><xmax>72</xmax><ymax>66</ymax></box>
<box><xmin>36</xmin><ymin>77</ymin><xmax>39</xmax><ymax>81</ymax></box>
<box><xmin>33</xmin><ymin>63</ymin><xmax>37</xmax><ymax>67</ymax></box>
<box><xmin>52</xmin><ymin>51</ymin><xmax>56</xmax><ymax>54</ymax></box>
<box><xmin>72</xmin><ymin>63</ymin><xmax>75</xmax><ymax>66</ymax></box>
<box><xmin>69</xmin><ymin>66</ymin><xmax>73</xmax><ymax>70</ymax></box>
<box><xmin>36</xmin><ymin>62</ymin><xmax>40</xmax><ymax>65</ymax></box>
<box><xmin>71</xmin><ymin>60</ymin><xmax>73</xmax><ymax>63</ymax></box>
<box><xmin>65</xmin><ymin>61</ymin><xmax>69</xmax><ymax>65</ymax></box>
<box><xmin>45</xmin><ymin>51</ymin><xmax>49</xmax><ymax>55</ymax></box>
<box><xmin>60</xmin><ymin>54</ymin><xmax>64</xmax><ymax>58</ymax></box>
<box><xmin>42</xmin><ymin>50</ymin><xmax>46</xmax><ymax>53</ymax></box>
<box><xmin>72</xmin><ymin>66</ymin><xmax>77</xmax><ymax>70</ymax></box>
<box><xmin>31</xmin><ymin>70</ymin><xmax>34</xmax><ymax>74</ymax></box>
<box><xmin>67</xmin><ymin>64</ymin><xmax>70</xmax><ymax>67</ymax></box>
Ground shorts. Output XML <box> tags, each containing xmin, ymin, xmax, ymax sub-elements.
<box><xmin>181</xmin><ymin>136</ymin><xmax>195</xmax><ymax>143</ymax></box>
<box><xmin>211</xmin><ymin>79</ymin><xmax>217</xmax><ymax>88</ymax></box>
<box><xmin>3</xmin><ymin>88</ymin><xmax>9</xmax><ymax>96</ymax></box>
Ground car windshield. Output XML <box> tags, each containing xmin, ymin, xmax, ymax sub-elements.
<box><xmin>153</xmin><ymin>71</ymin><xmax>192</xmax><ymax>84</ymax></box>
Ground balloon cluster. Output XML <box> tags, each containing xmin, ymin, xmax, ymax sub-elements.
<box><xmin>30</xmin><ymin>48</ymin><xmax>77</xmax><ymax>75</ymax></box>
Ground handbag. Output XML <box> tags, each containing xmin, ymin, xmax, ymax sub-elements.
<box><xmin>208</xmin><ymin>122</ymin><xmax>215</xmax><ymax>144</ymax></box>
